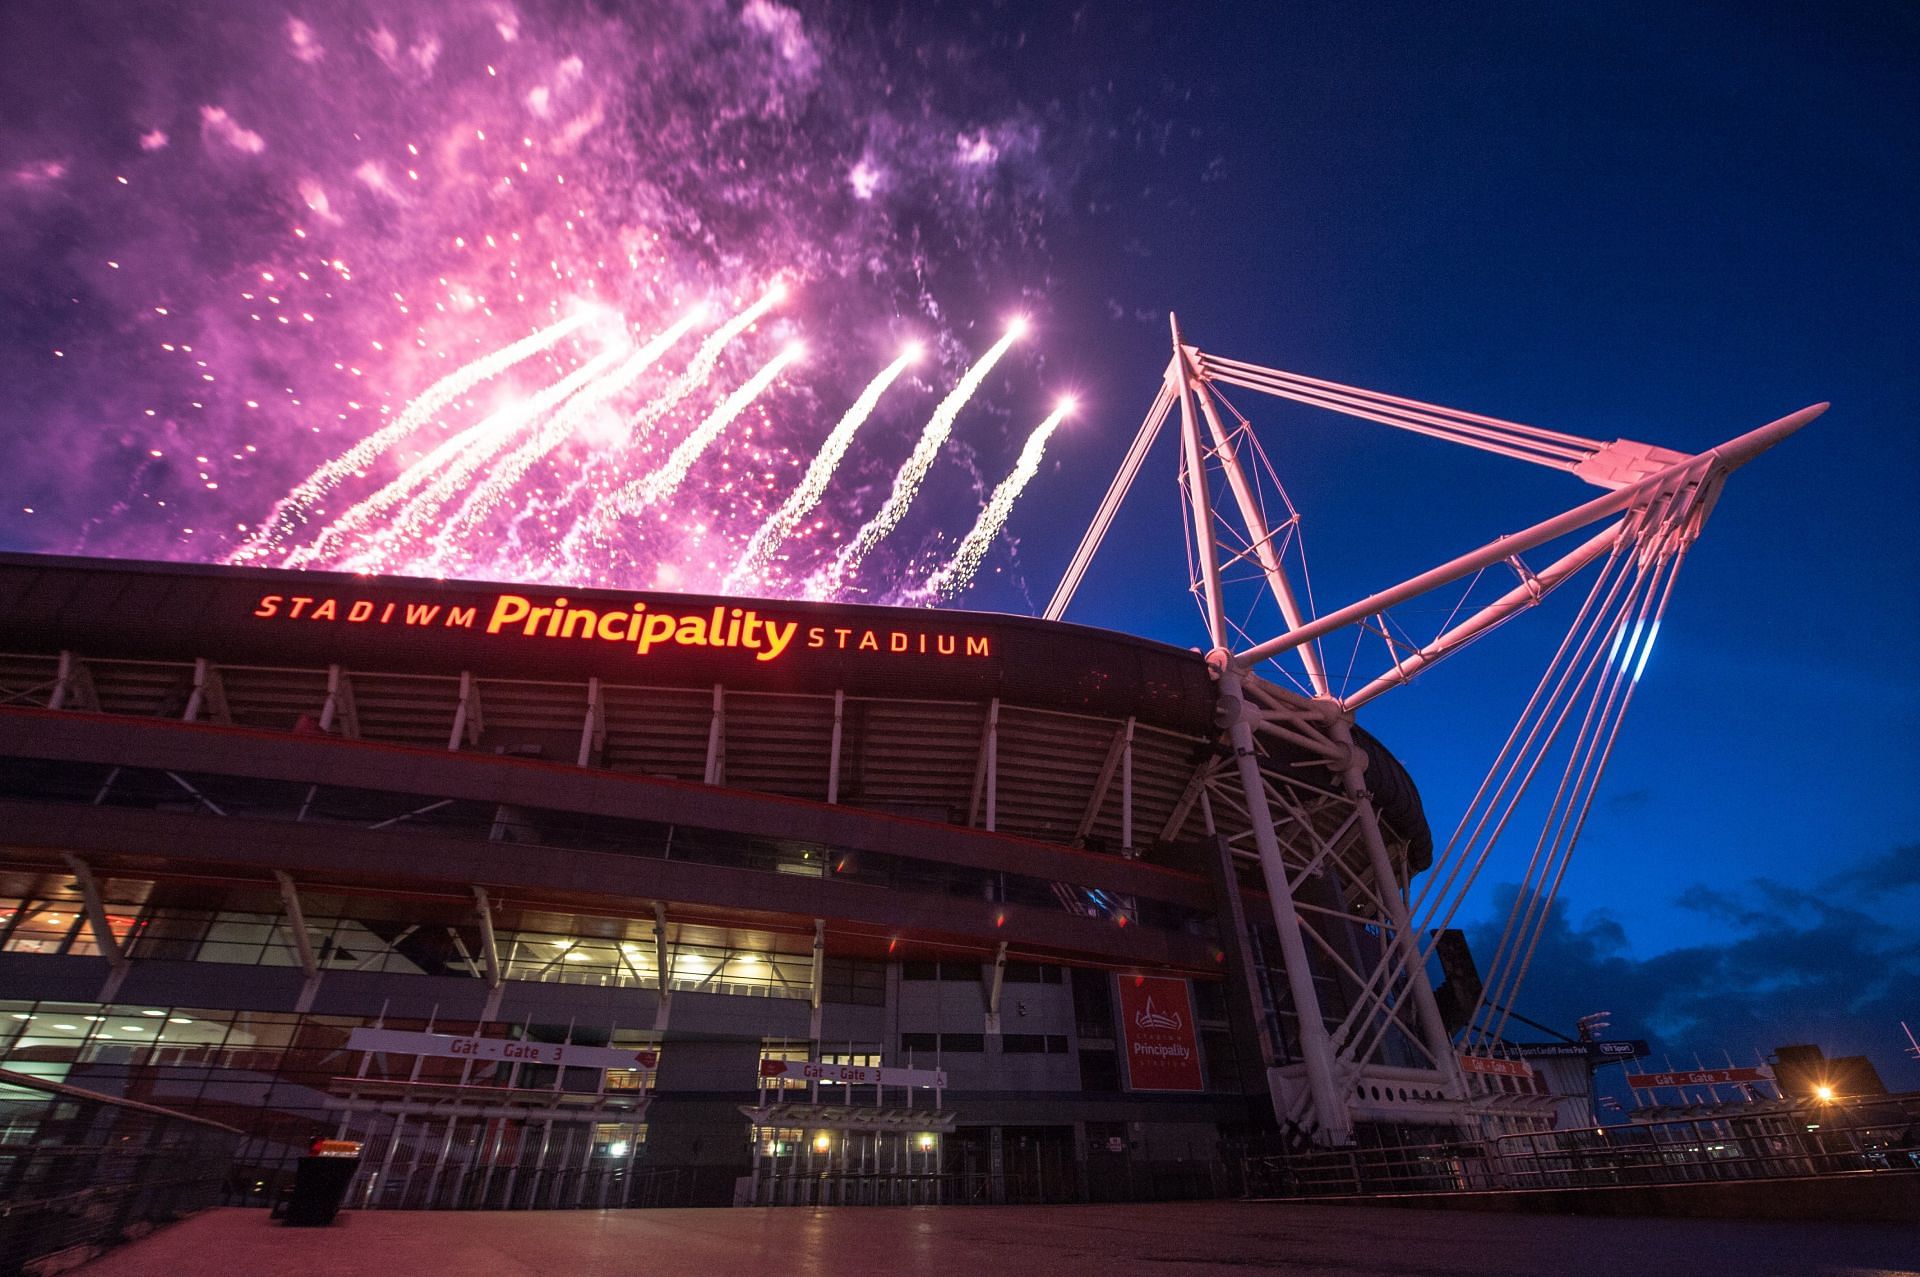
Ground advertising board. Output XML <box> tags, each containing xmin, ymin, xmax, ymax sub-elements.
<box><xmin>1117</xmin><ymin>975</ymin><xmax>1204</xmax><ymax>1091</ymax></box>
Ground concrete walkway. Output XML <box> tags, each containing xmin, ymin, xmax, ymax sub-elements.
<box><xmin>79</xmin><ymin>1202</ymin><xmax>1920</xmax><ymax>1276</ymax></box>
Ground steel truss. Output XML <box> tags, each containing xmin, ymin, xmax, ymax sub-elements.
<box><xmin>1049</xmin><ymin>316</ymin><xmax>1823</xmax><ymax>1145</ymax></box>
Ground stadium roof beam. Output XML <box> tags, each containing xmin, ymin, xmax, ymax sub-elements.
<box><xmin>968</xmin><ymin>698</ymin><xmax>999</xmax><ymax>832</ymax></box>
<box><xmin>60</xmin><ymin>852</ymin><xmax>128</xmax><ymax>1002</ymax></box>
<box><xmin>985</xmin><ymin>940</ymin><xmax>1009</xmax><ymax>1035</ymax></box>
<box><xmin>183</xmin><ymin>658</ymin><xmax>231</xmax><ymax>725</ymax></box>
<box><xmin>705</xmin><ymin>684</ymin><xmax>727</xmax><ymax>786</ymax></box>
<box><xmin>275</xmin><ymin>870</ymin><xmax>323</xmax><ymax>1013</ymax></box>
<box><xmin>1074</xmin><ymin>717</ymin><xmax>1132</xmax><ymax>844</ymax></box>
<box><xmin>321</xmin><ymin>664</ymin><xmax>360</xmax><ymax>738</ymax></box>
<box><xmin>450</xmin><ymin>671</ymin><xmax>484</xmax><ymax>750</ymax></box>
<box><xmin>49</xmin><ymin>651</ymin><xmax>97</xmax><ymax>712</ymax></box>
<box><xmin>471</xmin><ymin>886</ymin><xmax>503</xmax><ymax>1024</ymax></box>
<box><xmin>652</xmin><ymin>902</ymin><xmax>672</xmax><ymax>1032</ymax></box>
<box><xmin>808</xmin><ymin>919</ymin><xmax>826</xmax><ymax>1045</ymax></box>
<box><xmin>578</xmin><ymin>676</ymin><xmax>606</xmax><ymax>768</ymax></box>
<box><xmin>826</xmin><ymin>689</ymin><xmax>846</xmax><ymax>805</ymax></box>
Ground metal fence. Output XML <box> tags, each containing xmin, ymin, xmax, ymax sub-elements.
<box><xmin>347</xmin><ymin>1159</ymin><xmax>689</xmax><ymax>1212</ymax></box>
<box><xmin>745</xmin><ymin>1160</ymin><xmax>1232</xmax><ymax>1207</ymax></box>
<box><xmin>1246</xmin><ymin>1096</ymin><xmax>1920</xmax><ymax>1199</ymax></box>
<box><xmin>0</xmin><ymin>1066</ymin><xmax>242</xmax><ymax>1277</ymax></box>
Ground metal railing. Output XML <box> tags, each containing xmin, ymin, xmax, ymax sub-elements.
<box><xmin>745</xmin><ymin>1160</ymin><xmax>1230</xmax><ymax>1207</ymax></box>
<box><xmin>1245</xmin><ymin>1096</ymin><xmax>1920</xmax><ymax>1199</ymax></box>
<box><xmin>0</xmin><ymin>1066</ymin><xmax>242</xmax><ymax>1277</ymax></box>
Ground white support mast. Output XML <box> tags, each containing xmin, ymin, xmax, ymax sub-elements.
<box><xmin>1049</xmin><ymin>313</ymin><xmax>1823</xmax><ymax>1145</ymax></box>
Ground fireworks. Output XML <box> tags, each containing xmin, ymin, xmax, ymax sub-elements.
<box><xmin>419</xmin><ymin>304</ymin><xmax>710</xmax><ymax>576</ymax></box>
<box><xmin>3</xmin><ymin>5</ymin><xmax>1067</xmax><ymax>603</ymax></box>
<box><xmin>923</xmin><ymin>396</ymin><xmax>1074</xmax><ymax>599</ymax></box>
<box><xmin>291</xmin><ymin>345</ymin><xmax>627</xmax><ymax>572</ymax></box>
<box><xmin>570</xmin><ymin>339</ymin><xmax>805</xmax><ymax>566</ymax></box>
<box><xmin>621</xmin><ymin>281</ymin><xmax>787</xmax><ymax>451</ymax></box>
<box><xmin>724</xmin><ymin>342</ymin><xmax>921</xmax><ymax>594</ymax></box>
<box><xmin>814</xmin><ymin>319</ymin><xmax>1028</xmax><ymax>595</ymax></box>
<box><xmin>224</xmin><ymin>310</ymin><xmax>599</xmax><ymax>565</ymax></box>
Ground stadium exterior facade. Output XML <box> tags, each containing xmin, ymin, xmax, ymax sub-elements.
<box><xmin>0</xmin><ymin>553</ymin><xmax>1549</xmax><ymax>1207</ymax></box>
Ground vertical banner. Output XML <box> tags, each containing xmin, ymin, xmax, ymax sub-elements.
<box><xmin>1116</xmin><ymin>975</ymin><xmax>1204</xmax><ymax>1091</ymax></box>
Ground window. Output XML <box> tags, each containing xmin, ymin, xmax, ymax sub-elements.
<box><xmin>902</xmin><ymin>960</ymin><xmax>979</xmax><ymax>982</ymax></box>
<box><xmin>1003</xmin><ymin>962</ymin><xmax>1063</xmax><ymax>984</ymax></box>
<box><xmin>822</xmin><ymin>958</ymin><xmax>886</xmax><ymax>1006</ymax></box>
<box><xmin>1001</xmin><ymin>1034</ymin><xmax>1069</xmax><ymax>1055</ymax></box>
<box><xmin>1078</xmin><ymin>1048</ymin><xmax>1121</xmax><ymax>1091</ymax></box>
<box><xmin>899</xmin><ymin>1032</ymin><xmax>983</xmax><ymax>1055</ymax></box>
<box><xmin>1192</xmin><ymin>979</ymin><xmax>1229</xmax><ymax>1023</ymax></box>
<box><xmin>1200</xmin><ymin>1029</ymin><xmax>1235</xmax><ymax>1088</ymax></box>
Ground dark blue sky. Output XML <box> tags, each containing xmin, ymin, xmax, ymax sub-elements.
<box><xmin>950</xmin><ymin>1</ymin><xmax>1918</xmax><ymax>1083</ymax></box>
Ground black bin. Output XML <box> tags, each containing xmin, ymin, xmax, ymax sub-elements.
<box><xmin>283</xmin><ymin>1154</ymin><xmax>359</xmax><ymax>1226</ymax></box>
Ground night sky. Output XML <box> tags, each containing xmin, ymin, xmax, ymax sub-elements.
<box><xmin>2</xmin><ymin>2</ymin><xmax>1915</xmax><ymax>1086</ymax></box>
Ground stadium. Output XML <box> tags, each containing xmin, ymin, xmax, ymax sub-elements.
<box><xmin>0</xmin><ymin>549</ymin><xmax>1547</xmax><ymax>1208</ymax></box>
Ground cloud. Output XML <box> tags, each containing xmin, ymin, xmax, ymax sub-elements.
<box><xmin>955</xmin><ymin>130</ymin><xmax>998</xmax><ymax>167</ymax></box>
<box><xmin>1822</xmin><ymin>841</ymin><xmax>1920</xmax><ymax>895</ymax></box>
<box><xmin>296</xmin><ymin>179</ymin><xmax>342</xmax><ymax>225</ymax></box>
<box><xmin>286</xmin><ymin>18</ymin><xmax>324</xmax><ymax>64</ymax></box>
<box><xmin>1474</xmin><ymin>842</ymin><xmax>1920</xmax><ymax>1090</ymax></box>
<box><xmin>198</xmin><ymin>105</ymin><xmax>265</xmax><ymax>155</ymax></box>
<box><xmin>353</xmin><ymin>161</ymin><xmax>405</xmax><ymax>203</ymax></box>
<box><xmin>10</xmin><ymin>159</ymin><xmax>65</xmax><ymax>185</ymax></box>
<box><xmin>741</xmin><ymin>0</ymin><xmax>818</xmax><ymax>77</ymax></box>
<box><xmin>848</xmin><ymin>157</ymin><xmax>887</xmax><ymax>201</ymax></box>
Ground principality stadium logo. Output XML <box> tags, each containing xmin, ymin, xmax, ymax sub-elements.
<box><xmin>250</xmin><ymin>590</ymin><xmax>993</xmax><ymax>663</ymax></box>
<box><xmin>1134</xmin><ymin>996</ymin><xmax>1182</xmax><ymax>1031</ymax></box>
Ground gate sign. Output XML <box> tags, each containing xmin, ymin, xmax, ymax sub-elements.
<box><xmin>1625</xmin><ymin>1066</ymin><xmax>1771</xmax><ymax>1089</ymax></box>
<box><xmin>347</xmin><ymin>1027</ymin><xmax>657</xmax><ymax>1071</ymax></box>
<box><xmin>1117</xmin><ymin>975</ymin><xmax>1204</xmax><ymax>1091</ymax></box>
<box><xmin>759</xmin><ymin>1058</ymin><xmax>946</xmax><ymax>1089</ymax></box>
<box><xmin>1458</xmin><ymin>1053</ymin><xmax>1535</xmax><ymax>1080</ymax></box>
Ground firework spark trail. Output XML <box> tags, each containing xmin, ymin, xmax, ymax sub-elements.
<box><xmin>225</xmin><ymin>312</ymin><xmax>599</xmax><ymax>565</ymax></box>
<box><xmin>623</xmin><ymin>281</ymin><xmax>787</xmax><ymax>449</ymax></box>
<box><xmin>813</xmin><ymin>321</ymin><xmax>1026</xmax><ymax>595</ymax></box>
<box><xmin>418</xmin><ymin>306</ymin><xmax>711</xmax><ymax>575</ymax></box>
<box><xmin>722</xmin><ymin>344</ymin><xmax>920</xmax><ymax>594</ymax></box>
<box><xmin>557</xmin><ymin>282</ymin><xmax>789</xmax><ymax>566</ymax></box>
<box><xmin>608</xmin><ymin>340</ymin><xmax>805</xmax><ymax>521</ymax></box>
<box><xmin>288</xmin><ymin>346</ymin><xmax>627</xmax><ymax>571</ymax></box>
<box><xmin>340</xmin><ymin>348</ymin><xmax>630</xmax><ymax>574</ymax></box>
<box><xmin>922</xmin><ymin>399</ymin><xmax>1072</xmax><ymax>599</ymax></box>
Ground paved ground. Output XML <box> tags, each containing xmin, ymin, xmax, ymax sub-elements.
<box><xmin>79</xmin><ymin>1202</ymin><xmax>1920</xmax><ymax>1277</ymax></box>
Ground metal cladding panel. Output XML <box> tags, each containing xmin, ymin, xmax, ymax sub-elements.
<box><xmin>0</xmin><ymin>553</ymin><xmax>1216</xmax><ymax>737</ymax></box>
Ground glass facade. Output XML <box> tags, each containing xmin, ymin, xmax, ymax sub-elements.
<box><xmin>0</xmin><ymin>756</ymin><xmax>1217</xmax><ymax>942</ymax></box>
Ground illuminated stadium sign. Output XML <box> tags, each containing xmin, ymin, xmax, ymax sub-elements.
<box><xmin>250</xmin><ymin>590</ymin><xmax>994</xmax><ymax>664</ymax></box>
<box><xmin>0</xmin><ymin>554</ymin><xmax>1221</xmax><ymax>732</ymax></box>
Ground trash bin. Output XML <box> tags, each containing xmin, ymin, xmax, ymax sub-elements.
<box><xmin>283</xmin><ymin>1139</ymin><xmax>362</xmax><ymax>1226</ymax></box>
